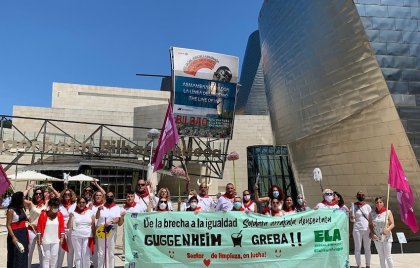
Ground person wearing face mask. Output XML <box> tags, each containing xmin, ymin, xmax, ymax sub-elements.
<box><xmin>231</xmin><ymin>197</ymin><xmax>245</xmax><ymax>212</ymax></box>
<box><xmin>197</xmin><ymin>183</ymin><xmax>216</xmax><ymax>212</ymax></box>
<box><xmin>23</xmin><ymin>185</ymin><xmax>47</xmax><ymax>268</ymax></box>
<box><xmin>36</xmin><ymin>198</ymin><xmax>65</xmax><ymax>268</ymax></box>
<box><xmin>350</xmin><ymin>191</ymin><xmax>372</xmax><ymax>268</ymax></box>
<box><xmin>295</xmin><ymin>194</ymin><xmax>310</xmax><ymax>212</ymax></box>
<box><xmin>96</xmin><ymin>192</ymin><xmax>121</xmax><ymax>268</ymax></box>
<box><xmin>215</xmin><ymin>183</ymin><xmax>236</xmax><ymax>211</ymax></box>
<box><xmin>314</xmin><ymin>189</ymin><xmax>339</xmax><ymax>209</ymax></box>
<box><xmin>242</xmin><ymin>190</ymin><xmax>257</xmax><ymax>213</ymax></box>
<box><xmin>186</xmin><ymin>196</ymin><xmax>201</xmax><ymax>213</ymax></box>
<box><xmin>155</xmin><ymin>187</ymin><xmax>173</xmax><ymax>211</ymax></box>
<box><xmin>156</xmin><ymin>198</ymin><xmax>170</xmax><ymax>212</ymax></box>
<box><xmin>263</xmin><ymin>198</ymin><xmax>284</xmax><ymax>216</ymax></box>
<box><xmin>254</xmin><ymin>184</ymin><xmax>284</xmax><ymax>213</ymax></box>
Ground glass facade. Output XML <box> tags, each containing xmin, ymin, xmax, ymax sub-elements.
<box><xmin>247</xmin><ymin>145</ymin><xmax>297</xmax><ymax>198</ymax></box>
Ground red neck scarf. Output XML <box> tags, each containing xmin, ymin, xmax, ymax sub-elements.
<box><xmin>35</xmin><ymin>200</ymin><xmax>45</xmax><ymax>207</ymax></box>
<box><xmin>283</xmin><ymin>206</ymin><xmax>295</xmax><ymax>212</ymax></box>
<box><xmin>243</xmin><ymin>200</ymin><xmax>254</xmax><ymax>209</ymax></box>
<box><xmin>376</xmin><ymin>206</ymin><xmax>386</xmax><ymax>214</ymax></box>
<box><xmin>355</xmin><ymin>201</ymin><xmax>365</xmax><ymax>206</ymax></box>
<box><xmin>75</xmin><ymin>206</ymin><xmax>88</xmax><ymax>214</ymax></box>
<box><xmin>199</xmin><ymin>193</ymin><xmax>209</xmax><ymax>198</ymax></box>
<box><xmin>223</xmin><ymin>193</ymin><xmax>235</xmax><ymax>199</ymax></box>
<box><xmin>124</xmin><ymin>202</ymin><xmax>136</xmax><ymax>209</ymax></box>
<box><xmin>137</xmin><ymin>189</ymin><xmax>149</xmax><ymax>199</ymax></box>
<box><xmin>104</xmin><ymin>202</ymin><xmax>117</xmax><ymax>209</ymax></box>
<box><xmin>63</xmin><ymin>200</ymin><xmax>72</xmax><ymax>209</ymax></box>
<box><xmin>322</xmin><ymin>200</ymin><xmax>337</xmax><ymax>206</ymax></box>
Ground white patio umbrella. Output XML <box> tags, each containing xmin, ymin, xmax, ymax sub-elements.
<box><xmin>68</xmin><ymin>174</ymin><xmax>98</xmax><ymax>195</ymax></box>
<box><xmin>8</xmin><ymin>170</ymin><xmax>62</xmax><ymax>182</ymax></box>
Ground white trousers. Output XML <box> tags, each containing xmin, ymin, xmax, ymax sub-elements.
<box><xmin>41</xmin><ymin>243</ymin><xmax>59</xmax><ymax>268</ymax></box>
<box><xmin>28</xmin><ymin>229</ymin><xmax>43</xmax><ymax>268</ymax></box>
<box><xmin>353</xmin><ymin>229</ymin><xmax>371</xmax><ymax>266</ymax></box>
<box><xmin>57</xmin><ymin>229</ymin><xmax>74</xmax><ymax>268</ymax></box>
<box><xmin>97</xmin><ymin>231</ymin><xmax>116</xmax><ymax>268</ymax></box>
<box><xmin>71</xmin><ymin>236</ymin><xmax>91</xmax><ymax>268</ymax></box>
<box><xmin>374</xmin><ymin>240</ymin><xmax>394</xmax><ymax>268</ymax></box>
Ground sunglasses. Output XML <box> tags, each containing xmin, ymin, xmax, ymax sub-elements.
<box><xmin>138</xmin><ymin>184</ymin><xmax>146</xmax><ymax>186</ymax></box>
<box><xmin>325</xmin><ymin>192</ymin><xmax>334</xmax><ymax>196</ymax></box>
<box><xmin>35</xmin><ymin>193</ymin><xmax>43</xmax><ymax>196</ymax></box>
<box><xmin>272</xmin><ymin>202</ymin><xmax>280</xmax><ymax>204</ymax></box>
<box><xmin>159</xmin><ymin>201</ymin><xmax>168</xmax><ymax>203</ymax></box>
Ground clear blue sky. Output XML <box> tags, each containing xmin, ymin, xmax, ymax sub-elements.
<box><xmin>0</xmin><ymin>0</ymin><xmax>262</xmax><ymax>116</ymax></box>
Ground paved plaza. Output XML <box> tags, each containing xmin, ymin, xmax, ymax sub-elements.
<box><xmin>0</xmin><ymin>209</ymin><xmax>418</xmax><ymax>268</ymax></box>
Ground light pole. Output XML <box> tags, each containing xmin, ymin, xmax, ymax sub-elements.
<box><xmin>147</xmin><ymin>129</ymin><xmax>160</xmax><ymax>193</ymax></box>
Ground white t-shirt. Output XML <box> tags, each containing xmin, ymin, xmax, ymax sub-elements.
<box><xmin>242</xmin><ymin>201</ymin><xmax>256</xmax><ymax>213</ymax></box>
<box><xmin>352</xmin><ymin>203</ymin><xmax>372</xmax><ymax>231</ymax></box>
<box><xmin>315</xmin><ymin>202</ymin><xmax>339</xmax><ymax>210</ymax></box>
<box><xmin>121</xmin><ymin>202</ymin><xmax>147</xmax><ymax>214</ymax></box>
<box><xmin>72</xmin><ymin>210</ymin><xmax>94</xmax><ymax>238</ymax></box>
<box><xmin>59</xmin><ymin>203</ymin><xmax>76</xmax><ymax>226</ymax></box>
<box><xmin>215</xmin><ymin>196</ymin><xmax>233</xmax><ymax>212</ymax></box>
<box><xmin>135</xmin><ymin>193</ymin><xmax>154</xmax><ymax>208</ymax></box>
<box><xmin>198</xmin><ymin>195</ymin><xmax>216</xmax><ymax>212</ymax></box>
<box><xmin>43</xmin><ymin>217</ymin><xmax>59</xmax><ymax>245</ymax></box>
<box><xmin>96</xmin><ymin>205</ymin><xmax>121</xmax><ymax>227</ymax></box>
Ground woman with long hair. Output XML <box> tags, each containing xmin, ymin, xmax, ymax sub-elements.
<box><xmin>242</xmin><ymin>190</ymin><xmax>257</xmax><ymax>213</ymax></box>
<box><xmin>155</xmin><ymin>187</ymin><xmax>173</xmax><ymax>211</ymax></box>
<box><xmin>6</xmin><ymin>191</ymin><xmax>29</xmax><ymax>268</ymax></box>
<box><xmin>57</xmin><ymin>189</ymin><xmax>77</xmax><ymax>268</ymax></box>
<box><xmin>24</xmin><ymin>185</ymin><xmax>47</xmax><ymax>268</ymax></box>
<box><xmin>369</xmin><ymin>197</ymin><xmax>395</xmax><ymax>268</ymax></box>
<box><xmin>282</xmin><ymin>196</ymin><xmax>296</xmax><ymax>215</ymax></box>
<box><xmin>68</xmin><ymin>197</ymin><xmax>95</xmax><ymax>268</ymax></box>
<box><xmin>254</xmin><ymin>184</ymin><xmax>285</xmax><ymax>213</ymax></box>
<box><xmin>155</xmin><ymin>197</ymin><xmax>170</xmax><ymax>212</ymax></box>
<box><xmin>334</xmin><ymin>191</ymin><xmax>349</xmax><ymax>213</ymax></box>
<box><xmin>36</xmin><ymin>198</ymin><xmax>66</xmax><ymax>268</ymax></box>
<box><xmin>296</xmin><ymin>194</ymin><xmax>310</xmax><ymax>212</ymax></box>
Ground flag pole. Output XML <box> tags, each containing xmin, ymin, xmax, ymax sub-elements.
<box><xmin>384</xmin><ymin>183</ymin><xmax>390</xmax><ymax>235</ymax></box>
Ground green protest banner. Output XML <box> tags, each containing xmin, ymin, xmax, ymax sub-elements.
<box><xmin>125</xmin><ymin>209</ymin><xmax>349</xmax><ymax>268</ymax></box>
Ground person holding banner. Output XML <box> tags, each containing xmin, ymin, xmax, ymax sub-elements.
<box><xmin>186</xmin><ymin>196</ymin><xmax>201</xmax><ymax>213</ymax></box>
<box><xmin>96</xmin><ymin>192</ymin><xmax>121</xmax><ymax>268</ymax></box>
<box><xmin>197</xmin><ymin>183</ymin><xmax>215</xmax><ymax>212</ymax></box>
<box><xmin>334</xmin><ymin>192</ymin><xmax>349</xmax><ymax>213</ymax></box>
<box><xmin>314</xmin><ymin>189</ymin><xmax>339</xmax><ymax>210</ymax></box>
<box><xmin>296</xmin><ymin>194</ymin><xmax>310</xmax><ymax>212</ymax></box>
<box><xmin>242</xmin><ymin>190</ymin><xmax>257</xmax><ymax>213</ymax></box>
<box><xmin>232</xmin><ymin>197</ymin><xmax>245</xmax><ymax>212</ymax></box>
<box><xmin>369</xmin><ymin>197</ymin><xmax>395</xmax><ymax>268</ymax></box>
<box><xmin>263</xmin><ymin>198</ymin><xmax>284</xmax><ymax>217</ymax></box>
<box><xmin>6</xmin><ymin>191</ymin><xmax>29</xmax><ymax>268</ymax></box>
<box><xmin>350</xmin><ymin>191</ymin><xmax>372</xmax><ymax>268</ymax></box>
<box><xmin>68</xmin><ymin>197</ymin><xmax>95</xmax><ymax>268</ymax></box>
<box><xmin>135</xmin><ymin>179</ymin><xmax>155</xmax><ymax>209</ymax></box>
<box><xmin>36</xmin><ymin>198</ymin><xmax>66</xmax><ymax>268</ymax></box>
<box><xmin>155</xmin><ymin>187</ymin><xmax>173</xmax><ymax>211</ymax></box>
<box><xmin>57</xmin><ymin>189</ymin><xmax>77</xmax><ymax>268</ymax></box>
<box><xmin>119</xmin><ymin>191</ymin><xmax>147</xmax><ymax>225</ymax></box>
<box><xmin>282</xmin><ymin>196</ymin><xmax>296</xmax><ymax>215</ymax></box>
<box><xmin>215</xmin><ymin>183</ymin><xmax>235</xmax><ymax>212</ymax></box>
<box><xmin>24</xmin><ymin>186</ymin><xmax>47</xmax><ymax>268</ymax></box>
<box><xmin>254</xmin><ymin>184</ymin><xmax>285</xmax><ymax>211</ymax></box>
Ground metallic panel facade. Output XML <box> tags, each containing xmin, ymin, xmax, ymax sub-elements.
<box><xmin>355</xmin><ymin>0</ymin><xmax>420</xmax><ymax>162</ymax></box>
<box><xmin>258</xmin><ymin>0</ymin><xmax>420</xmax><ymax>233</ymax></box>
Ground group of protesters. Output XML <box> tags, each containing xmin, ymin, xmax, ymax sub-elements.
<box><xmin>6</xmin><ymin>178</ymin><xmax>395</xmax><ymax>268</ymax></box>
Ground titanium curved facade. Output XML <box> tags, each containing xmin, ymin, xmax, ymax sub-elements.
<box><xmin>259</xmin><ymin>0</ymin><xmax>420</xmax><ymax>233</ymax></box>
<box><xmin>236</xmin><ymin>31</ymin><xmax>268</xmax><ymax>115</ymax></box>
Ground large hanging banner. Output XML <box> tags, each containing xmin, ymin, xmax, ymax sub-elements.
<box><xmin>171</xmin><ymin>47</ymin><xmax>239</xmax><ymax>139</ymax></box>
<box><xmin>125</xmin><ymin>210</ymin><xmax>349</xmax><ymax>268</ymax></box>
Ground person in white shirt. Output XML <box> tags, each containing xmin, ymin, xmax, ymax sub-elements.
<box><xmin>314</xmin><ymin>189</ymin><xmax>339</xmax><ymax>210</ymax></box>
<box><xmin>350</xmin><ymin>191</ymin><xmax>372</xmax><ymax>268</ymax></box>
<box><xmin>282</xmin><ymin>196</ymin><xmax>296</xmax><ymax>216</ymax></box>
<box><xmin>215</xmin><ymin>183</ymin><xmax>235</xmax><ymax>212</ymax></box>
<box><xmin>241</xmin><ymin>190</ymin><xmax>257</xmax><ymax>213</ymax></box>
<box><xmin>95</xmin><ymin>192</ymin><xmax>121</xmax><ymax>268</ymax></box>
<box><xmin>68</xmin><ymin>197</ymin><xmax>95</xmax><ymax>268</ymax></box>
<box><xmin>154</xmin><ymin>188</ymin><xmax>173</xmax><ymax>211</ymax></box>
<box><xmin>134</xmin><ymin>179</ymin><xmax>154</xmax><ymax>209</ymax></box>
<box><xmin>197</xmin><ymin>183</ymin><xmax>215</xmax><ymax>212</ymax></box>
<box><xmin>118</xmin><ymin>191</ymin><xmax>147</xmax><ymax>226</ymax></box>
<box><xmin>57</xmin><ymin>189</ymin><xmax>77</xmax><ymax>268</ymax></box>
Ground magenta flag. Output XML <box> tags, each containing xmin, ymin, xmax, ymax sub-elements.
<box><xmin>152</xmin><ymin>102</ymin><xmax>180</xmax><ymax>172</ymax></box>
<box><xmin>0</xmin><ymin>165</ymin><xmax>11</xmax><ymax>196</ymax></box>
<box><xmin>388</xmin><ymin>144</ymin><xmax>419</xmax><ymax>233</ymax></box>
